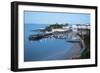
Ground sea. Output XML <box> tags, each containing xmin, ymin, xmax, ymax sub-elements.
<box><xmin>24</xmin><ymin>24</ymin><xmax>74</xmax><ymax>61</ymax></box>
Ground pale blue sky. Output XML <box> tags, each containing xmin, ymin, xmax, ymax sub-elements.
<box><xmin>24</xmin><ymin>11</ymin><xmax>90</xmax><ymax>25</ymax></box>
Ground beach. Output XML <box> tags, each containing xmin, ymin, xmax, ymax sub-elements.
<box><xmin>64</xmin><ymin>42</ymin><xmax>85</xmax><ymax>59</ymax></box>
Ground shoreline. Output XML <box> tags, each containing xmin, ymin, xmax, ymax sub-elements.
<box><xmin>64</xmin><ymin>42</ymin><xmax>85</xmax><ymax>59</ymax></box>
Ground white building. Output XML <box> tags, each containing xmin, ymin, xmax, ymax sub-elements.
<box><xmin>76</xmin><ymin>24</ymin><xmax>90</xmax><ymax>29</ymax></box>
<box><xmin>51</xmin><ymin>28</ymin><xmax>67</xmax><ymax>32</ymax></box>
<box><xmin>71</xmin><ymin>24</ymin><xmax>90</xmax><ymax>32</ymax></box>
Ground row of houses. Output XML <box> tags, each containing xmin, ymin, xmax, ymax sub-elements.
<box><xmin>46</xmin><ymin>24</ymin><xmax>90</xmax><ymax>33</ymax></box>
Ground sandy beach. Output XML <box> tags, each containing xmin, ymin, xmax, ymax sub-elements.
<box><xmin>64</xmin><ymin>42</ymin><xmax>85</xmax><ymax>59</ymax></box>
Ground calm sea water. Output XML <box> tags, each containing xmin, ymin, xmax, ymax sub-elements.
<box><xmin>24</xmin><ymin>24</ymin><xmax>74</xmax><ymax>61</ymax></box>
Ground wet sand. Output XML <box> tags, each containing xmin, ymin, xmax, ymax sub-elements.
<box><xmin>64</xmin><ymin>42</ymin><xmax>85</xmax><ymax>59</ymax></box>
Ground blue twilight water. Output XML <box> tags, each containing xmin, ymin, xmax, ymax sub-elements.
<box><xmin>24</xmin><ymin>24</ymin><xmax>74</xmax><ymax>61</ymax></box>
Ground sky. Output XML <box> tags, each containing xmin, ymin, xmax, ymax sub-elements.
<box><xmin>24</xmin><ymin>11</ymin><xmax>90</xmax><ymax>25</ymax></box>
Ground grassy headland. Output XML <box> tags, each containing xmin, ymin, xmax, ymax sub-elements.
<box><xmin>45</xmin><ymin>23</ymin><xmax>68</xmax><ymax>31</ymax></box>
